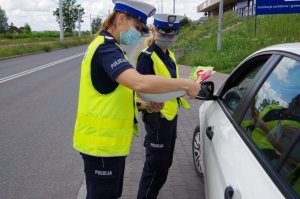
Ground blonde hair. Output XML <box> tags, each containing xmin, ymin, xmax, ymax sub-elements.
<box><xmin>144</xmin><ymin>26</ymin><xmax>156</xmax><ymax>47</ymax></box>
<box><xmin>144</xmin><ymin>34</ymin><xmax>155</xmax><ymax>47</ymax></box>
<box><xmin>96</xmin><ymin>11</ymin><xmax>118</xmax><ymax>36</ymax></box>
<box><xmin>96</xmin><ymin>11</ymin><xmax>134</xmax><ymax>38</ymax></box>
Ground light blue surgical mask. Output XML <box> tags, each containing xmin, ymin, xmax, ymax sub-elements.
<box><xmin>120</xmin><ymin>26</ymin><xmax>141</xmax><ymax>45</ymax></box>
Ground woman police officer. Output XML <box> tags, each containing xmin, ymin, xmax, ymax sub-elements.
<box><xmin>73</xmin><ymin>1</ymin><xmax>200</xmax><ymax>198</ymax></box>
<box><xmin>136</xmin><ymin>13</ymin><xmax>190</xmax><ymax>199</ymax></box>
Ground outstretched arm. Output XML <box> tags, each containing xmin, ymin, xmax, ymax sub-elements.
<box><xmin>116</xmin><ymin>68</ymin><xmax>200</xmax><ymax>98</ymax></box>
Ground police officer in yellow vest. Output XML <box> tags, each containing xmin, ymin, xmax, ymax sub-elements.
<box><xmin>242</xmin><ymin>99</ymin><xmax>300</xmax><ymax>161</ymax></box>
<box><xmin>136</xmin><ymin>13</ymin><xmax>190</xmax><ymax>199</ymax></box>
<box><xmin>242</xmin><ymin>95</ymin><xmax>300</xmax><ymax>196</ymax></box>
<box><xmin>73</xmin><ymin>1</ymin><xmax>200</xmax><ymax>198</ymax></box>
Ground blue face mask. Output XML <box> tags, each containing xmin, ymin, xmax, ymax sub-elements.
<box><xmin>120</xmin><ymin>26</ymin><xmax>141</xmax><ymax>45</ymax></box>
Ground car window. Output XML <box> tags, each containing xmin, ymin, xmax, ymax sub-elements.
<box><xmin>222</xmin><ymin>57</ymin><xmax>268</xmax><ymax>113</ymax></box>
<box><xmin>279</xmin><ymin>132</ymin><xmax>300</xmax><ymax>197</ymax></box>
<box><xmin>241</xmin><ymin>56</ymin><xmax>300</xmax><ymax>195</ymax></box>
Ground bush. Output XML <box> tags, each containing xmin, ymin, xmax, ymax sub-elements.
<box><xmin>42</xmin><ymin>45</ymin><xmax>51</xmax><ymax>52</ymax></box>
<box><xmin>180</xmin><ymin>17</ymin><xmax>192</xmax><ymax>27</ymax></box>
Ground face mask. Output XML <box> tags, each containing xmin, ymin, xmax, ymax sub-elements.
<box><xmin>120</xmin><ymin>26</ymin><xmax>141</xmax><ymax>45</ymax></box>
<box><xmin>155</xmin><ymin>35</ymin><xmax>177</xmax><ymax>49</ymax></box>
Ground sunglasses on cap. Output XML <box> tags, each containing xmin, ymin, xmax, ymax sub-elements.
<box><xmin>156</xmin><ymin>28</ymin><xmax>179</xmax><ymax>36</ymax></box>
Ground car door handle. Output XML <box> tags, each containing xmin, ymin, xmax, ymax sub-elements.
<box><xmin>206</xmin><ymin>126</ymin><xmax>214</xmax><ymax>140</ymax></box>
<box><xmin>224</xmin><ymin>186</ymin><xmax>234</xmax><ymax>199</ymax></box>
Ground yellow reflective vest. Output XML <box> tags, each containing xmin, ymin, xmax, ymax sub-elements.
<box><xmin>73</xmin><ymin>35</ymin><xmax>138</xmax><ymax>157</ymax></box>
<box><xmin>242</xmin><ymin>104</ymin><xmax>300</xmax><ymax>153</ymax></box>
<box><xmin>137</xmin><ymin>49</ymin><xmax>190</xmax><ymax>121</ymax></box>
<box><xmin>287</xmin><ymin>164</ymin><xmax>300</xmax><ymax>196</ymax></box>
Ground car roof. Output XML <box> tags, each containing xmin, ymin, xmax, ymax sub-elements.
<box><xmin>250</xmin><ymin>42</ymin><xmax>300</xmax><ymax>57</ymax></box>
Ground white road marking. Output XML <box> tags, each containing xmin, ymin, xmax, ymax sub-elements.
<box><xmin>0</xmin><ymin>53</ymin><xmax>84</xmax><ymax>84</ymax></box>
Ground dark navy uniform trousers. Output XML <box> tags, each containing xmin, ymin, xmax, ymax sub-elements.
<box><xmin>81</xmin><ymin>153</ymin><xmax>126</xmax><ymax>199</ymax></box>
<box><xmin>137</xmin><ymin>113</ymin><xmax>178</xmax><ymax>199</ymax></box>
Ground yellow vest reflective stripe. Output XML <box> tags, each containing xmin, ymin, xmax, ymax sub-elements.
<box><xmin>241</xmin><ymin>105</ymin><xmax>300</xmax><ymax>153</ymax></box>
<box><xmin>256</xmin><ymin>120</ymin><xmax>300</xmax><ymax>151</ymax></box>
<box><xmin>292</xmin><ymin>169</ymin><xmax>300</xmax><ymax>196</ymax></box>
<box><xmin>73</xmin><ymin>36</ymin><xmax>138</xmax><ymax>157</ymax></box>
<box><xmin>137</xmin><ymin>49</ymin><xmax>190</xmax><ymax>121</ymax></box>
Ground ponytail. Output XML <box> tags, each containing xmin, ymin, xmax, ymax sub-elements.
<box><xmin>144</xmin><ymin>27</ymin><xmax>156</xmax><ymax>47</ymax></box>
<box><xmin>144</xmin><ymin>33</ymin><xmax>155</xmax><ymax>47</ymax></box>
<box><xmin>96</xmin><ymin>11</ymin><xmax>118</xmax><ymax>36</ymax></box>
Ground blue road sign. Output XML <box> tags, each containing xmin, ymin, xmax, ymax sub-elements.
<box><xmin>256</xmin><ymin>0</ymin><xmax>300</xmax><ymax>15</ymax></box>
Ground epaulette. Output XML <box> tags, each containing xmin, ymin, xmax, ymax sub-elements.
<box><xmin>142</xmin><ymin>49</ymin><xmax>154</xmax><ymax>57</ymax></box>
<box><xmin>104</xmin><ymin>36</ymin><xmax>114</xmax><ymax>40</ymax></box>
<box><xmin>144</xmin><ymin>50</ymin><xmax>152</xmax><ymax>55</ymax></box>
<box><xmin>104</xmin><ymin>36</ymin><xmax>115</xmax><ymax>44</ymax></box>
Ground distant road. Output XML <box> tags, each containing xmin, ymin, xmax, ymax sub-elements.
<box><xmin>0</xmin><ymin>39</ymin><xmax>146</xmax><ymax>199</ymax></box>
<box><xmin>0</xmin><ymin>45</ymin><xmax>87</xmax><ymax>199</ymax></box>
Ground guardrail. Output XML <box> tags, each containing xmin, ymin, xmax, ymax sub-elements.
<box><xmin>236</xmin><ymin>4</ymin><xmax>256</xmax><ymax>18</ymax></box>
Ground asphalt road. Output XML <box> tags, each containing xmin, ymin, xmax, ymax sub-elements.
<box><xmin>0</xmin><ymin>39</ymin><xmax>149</xmax><ymax>199</ymax></box>
<box><xmin>0</xmin><ymin>45</ymin><xmax>87</xmax><ymax>199</ymax></box>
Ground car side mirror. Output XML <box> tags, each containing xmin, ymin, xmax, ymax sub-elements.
<box><xmin>196</xmin><ymin>81</ymin><xmax>215</xmax><ymax>100</ymax></box>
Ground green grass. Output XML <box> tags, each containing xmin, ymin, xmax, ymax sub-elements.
<box><xmin>173</xmin><ymin>13</ymin><xmax>300</xmax><ymax>73</ymax></box>
<box><xmin>0</xmin><ymin>36</ymin><xmax>92</xmax><ymax>58</ymax></box>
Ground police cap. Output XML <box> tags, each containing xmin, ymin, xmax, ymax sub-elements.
<box><xmin>113</xmin><ymin>0</ymin><xmax>156</xmax><ymax>33</ymax></box>
<box><xmin>153</xmin><ymin>13</ymin><xmax>184</xmax><ymax>35</ymax></box>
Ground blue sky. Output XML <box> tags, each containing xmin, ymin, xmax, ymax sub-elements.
<box><xmin>0</xmin><ymin>0</ymin><xmax>205</xmax><ymax>31</ymax></box>
<box><xmin>258</xmin><ymin>57</ymin><xmax>300</xmax><ymax>108</ymax></box>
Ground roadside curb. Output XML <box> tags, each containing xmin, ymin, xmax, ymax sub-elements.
<box><xmin>76</xmin><ymin>178</ymin><xmax>86</xmax><ymax>199</ymax></box>
<box><xmin>0</xmin><ymin>45</ymin><xmax>88</xmax><ymax>61</ymax></box>
<box><xmin>0</xmin><ymin>51</ymin><xmax>46</xmax><ymax>61</ymax></box>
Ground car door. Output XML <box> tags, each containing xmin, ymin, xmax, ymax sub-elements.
<box><xmin>201</xmin><ymin>53</ymin><xmax>286</xmax><ymax>199</ymax></box>
<box><xmin>238</xmin><ymin>54</ymin><xmax>300</xmax><ymax>198</ymax></box>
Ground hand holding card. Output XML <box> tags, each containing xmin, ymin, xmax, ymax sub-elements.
<box><xmin>189</xmin><ymin>66</ymin><xmax>215</xmax><ymax>83</ymax></box>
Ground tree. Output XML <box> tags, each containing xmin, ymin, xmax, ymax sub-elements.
<box><xmin>8</xmin><ymin>23</ymin><xmax>20</xmax><ymax>34</ymax></box>
<box><xmin>23</xmin><ymin>23</ymin><xmax>31</xmax><ymax>34</ymax></box>
<box><xmin>92</xmin><ymin>16</ymin><xmax>102</xmax><ymax>34</ymax></box>
<box><xmin>0</xmin><ymin>6</ymin><xmax>8</xmax><ymax>33</ymax></box>
<box><xmin>53</xmin><ymin>0</ymin><xmax>85</xmax><ymax>34</ymax></box>
<box><xmin>180</xmin><ymin>17</ymin><xmax>192</xmax><ymax>27</ymax></box>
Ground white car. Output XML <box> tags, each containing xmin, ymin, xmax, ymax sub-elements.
<box><xmin>192</xmin><ymin>43</ymin><xmax>300</xmax><ymax>199</ymax></box>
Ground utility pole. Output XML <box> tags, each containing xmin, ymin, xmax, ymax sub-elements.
<box><xmin>173</xmin><ymin>0</ymin><xmax>175</xmax><ymax>13</ymax></box>
<box><xmin>161</xmin><ymin>0</ymin><xmax>163</xmax><ymax>12</ymax></box>
<box><xmin>78</xmin><ymin>9</ymin><xmax>81</xmax><ymax>37</ymax></box>
<box><xmin>90</xmin><ymin>13</ymin><xmax>92</xmax><ymax>36</ymax></box>
<box><xmin>59</xmin><ymin>0</ymin><xmax>64</xmax><ymax>41</ymax></box>
<box><xmin>155</xmin><ymin>0</ymin><xmax>160</xmax><ymax>12</ymax></box>
<box><xmin>217</xmin><ymin>0</ymin><xmax>224</xmax><ymax>50</ymax></box>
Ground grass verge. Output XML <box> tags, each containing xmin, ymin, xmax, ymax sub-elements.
<box><xmin>0</xmin><ymin>36</ymin><xmax>92</xmax><ymax>58</ymax></box>
<box><xmin>173</xmin><ymin>13</ymin><xmax>300</xmax><ymax>73</ymax></box>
